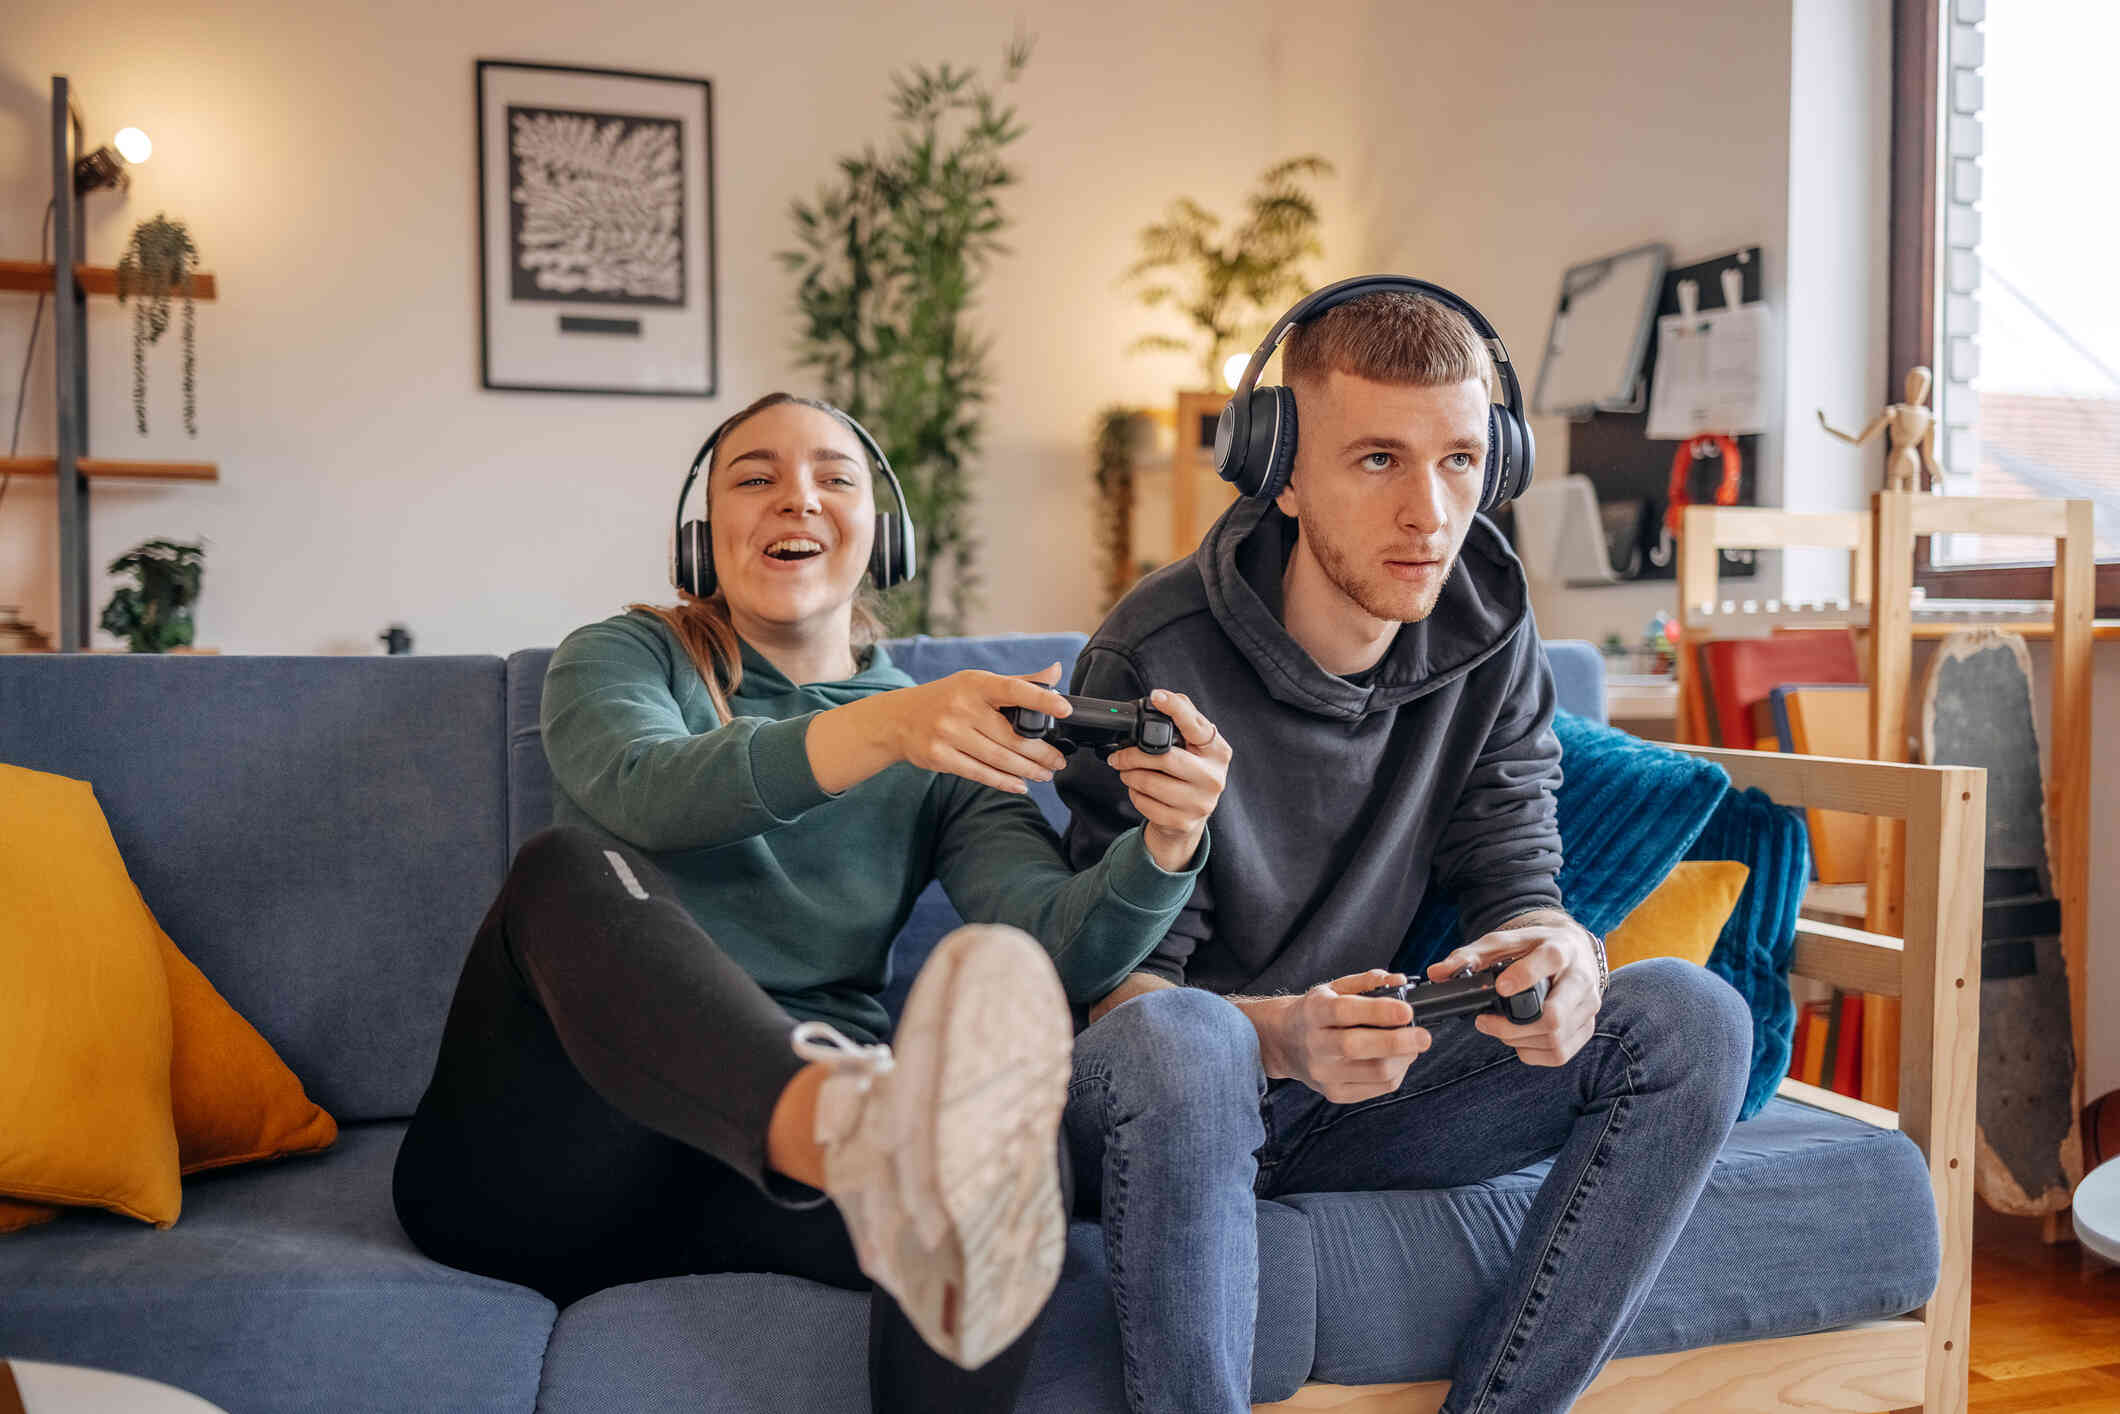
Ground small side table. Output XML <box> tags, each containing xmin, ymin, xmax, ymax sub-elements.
<box><xmin>0</xmin><ymin>1360</ymin><xmax>228</xmax><ymax>1413</ymax></box>
<box><xmin>2074</xmin><ymin>1157</ymin><xmax>2120</xmax><ymax>1265</ymax></box>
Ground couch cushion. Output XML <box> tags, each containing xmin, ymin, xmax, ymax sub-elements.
<box><xmin>0</xmin><ymin>656</ymin><xmax>509</xmax><ymax>1122</ymax></box>
<box><xmin>1543</xmin><ymin>638</ymin><xmax>1606</xmax><ymax>724</ymax></box>
<box><xmin>1285</xmin><ymin>1096</ymin><xmax>1939</xmax><ymax>1386</ymax></box>
<box><xmin>534</xmin><ymin>1201</ymin><xmax>1314</xmax><ymax>1413</ymax></box>
<box><xmin>0</xmin><ymin>1122</ymin><xmax>553</xmax><ymax>1414</ymax></box>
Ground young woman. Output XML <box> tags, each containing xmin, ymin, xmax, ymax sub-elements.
<box><xmin>391</xmin><ymin>393</ymin><xmax>1230</xmax><ymax>1410</ymax></box>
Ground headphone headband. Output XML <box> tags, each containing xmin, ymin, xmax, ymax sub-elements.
<box><xmin>672</xmin><ymin>399</ymin><xmax>917</xmax><ymax>596</ymax></box>
<box><xmin>673</xmin><ymin>403</ymin><xmax>910</xmax><ymax>547</ymax></box>
<box><xmin>1214</xmin><ymin>274</ymin><xmax>1535</xmax><ymax>512</ymax></box>
<box><xmin>1227</xmin><ymin>274</ymin><xmax>1522</xmax><ymax>421</ymax></box>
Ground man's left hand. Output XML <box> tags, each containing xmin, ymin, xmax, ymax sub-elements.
<box><xmin>1428</xmin><ymin>910</ymin><xmax>1602</xmax><ymax>1067</ymax></box>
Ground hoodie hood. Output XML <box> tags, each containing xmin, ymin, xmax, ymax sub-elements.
<box><xmin>1196</xmin><ymin>494</ymin><xmax>1532</xmax><ymax>722</ymax></box>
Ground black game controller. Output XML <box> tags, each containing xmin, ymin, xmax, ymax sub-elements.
<box><xmin>1002</xmin><ymin>694</ymin><xmax>1177</xmax><ymax>758</ymax></box>
<box><xmin>1361</xmin><ymin>964</ymin><xmax>1548</xmax><ymax>1026</ymax></box>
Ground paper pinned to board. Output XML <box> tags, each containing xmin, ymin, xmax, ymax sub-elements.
<box><xmin>1646</xmin><ymin>301</ymin><xmax>1772</xmax><ymax>440</ymax></box>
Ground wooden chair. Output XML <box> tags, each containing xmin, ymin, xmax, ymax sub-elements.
<box><xmin>1865</xmin><ymin>491</ymin><xmax>2094</xmax><ymax>1238</ymax></box>
<box><xmin>1256</xmin><ymin>747</ymin><xmax>1984</xmax><ymax>1413</ymax></box>
<box><xmin>1673</xmin><ymin>505</ymin><xmax>1874</xmax><ymax>747</ymax></box>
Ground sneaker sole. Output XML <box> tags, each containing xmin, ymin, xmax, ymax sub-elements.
<box><xmin>901</xmin><ymin>925</ymin><xmax>1071</xmax><ymax>1369</ymax></box>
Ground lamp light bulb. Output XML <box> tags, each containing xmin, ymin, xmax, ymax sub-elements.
<box><xmin>1222</xmin><ymin>352</ymin><xmax>1250</xmax><ymax>390</ymax></box>
<box><xmin>113</xmin><ymin>128</ymin><xmax>152</xmax><ymax>164</ymax></box>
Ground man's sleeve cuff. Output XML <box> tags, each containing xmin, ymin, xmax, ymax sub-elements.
<box><xmin>1457</xmin><ymin>879</ymin><xmax>1566</xmax><ymax>942</ymax></box>
<box><xmin>748</xmin><ymin>713</ymin><xmax>838</xmax><ymax>821</ymax></box>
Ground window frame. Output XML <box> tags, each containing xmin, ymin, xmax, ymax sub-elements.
<box><xmin>1891</xmin><ymin>0</ymin><xmax>2120</xmax><ymax>609</ymax></box>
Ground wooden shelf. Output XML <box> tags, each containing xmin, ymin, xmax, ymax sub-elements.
<box><xmin>0</xmin><ymin>260</ymin><xmax>218</xmax><ymax>301</ymax></box>
<box><xmin>1910</xmin><ymin>618</ymin><xmax>2120</xmax><ymax>641</ymax></box>
<box><xmin>0</xmin><ymin>456</ymin><xmax>218</xmax><ymax>482</ymax></box>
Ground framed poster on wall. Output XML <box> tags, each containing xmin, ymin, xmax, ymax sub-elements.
<box><xmin>476</xmin><ymin>60</ymin><xmax>716</xmax><ymax>396</ymax></box>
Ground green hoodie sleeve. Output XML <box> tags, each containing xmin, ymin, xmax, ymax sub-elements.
<box><xmin>540</xmin><ymin>617</ymin><xmax>836</xmax><ymax>851</ymax></box>
<box><xmin>929</xmin><ymin>778</ymin><xmax>1208</xmax><ymax>1003</ymax></box>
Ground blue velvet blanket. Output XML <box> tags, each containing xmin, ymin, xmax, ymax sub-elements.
<box><xmin>1398</xmin><ymin>711</ymin><xmax>1808</xmax><ymax>1119</ymax></box>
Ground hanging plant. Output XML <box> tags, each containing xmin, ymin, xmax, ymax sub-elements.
<box><xmin>1127</xmin><ymin>156</ymin><xmax>1334</xmax><ymax>388</ymax></box>
<box><xmin>1093</xmin><ymin>406</ymin><xmax>1150</xmax><ymax>612</ymax></box>
<box><xmin>99</xmin><ymin>538</ymin><xmax>205</xmax><ymax>652</ymax></box>
<box><xmin>115</xmin><ymin>213</ymin><xmax>201</xmax><ymax>437</ymax></box>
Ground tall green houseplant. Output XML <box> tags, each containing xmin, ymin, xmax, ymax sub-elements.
<box><xmin>1127</xmin><ymin>156</ymin><xmax>1334</xmax><ymax>388</ymax></box>
<box><xmin>780</xmin><ymin>38</ymin><xmax>1031</xmax><ymax>635</ymax></box>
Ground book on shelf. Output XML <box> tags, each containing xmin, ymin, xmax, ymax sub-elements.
<box><xmin>1693</xmin><ymin>632</ymin><xmax>1863</xmax><ymax>750</ymax></box>
<box><xmin>1767</xmin><ymin>684</ymin><xmax>1872</xmax><ymax>885</ymax></box>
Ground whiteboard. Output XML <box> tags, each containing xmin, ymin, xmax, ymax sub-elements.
<box><xmin>1531</xmin><ymin>243</ymin><xmax>1669</xmax><ymax>417</ymax></box>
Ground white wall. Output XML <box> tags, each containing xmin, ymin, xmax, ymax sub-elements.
<box><xmin>1780</xmin><ymin>0</ymin><xmax>1892</xmax><ymax>603</ymax></box>
<box><xmin>8</xmin><ymin>2</ymin><xmax>2111</xmax><ymax>1102</ymax></box>
<box><xmin>1</xmin><ymin>0</ymin><xmax>1308</xmax><ymax>652</ymax></box>
<box><xmin>1341</xmin><ymin>0</ymin><xmax>1798</xmax><ymax>646</ymax></box>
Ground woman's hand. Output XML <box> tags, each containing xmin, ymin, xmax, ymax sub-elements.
<box><xmin>880</xmin><ymin>663</ymin><xmax>1075</xmax><ymax>794</ymax></box>
<box><xmin>1109</xmin><ymin>689</ymin><xmax>1230</xmax><ymax>873</ymax></box>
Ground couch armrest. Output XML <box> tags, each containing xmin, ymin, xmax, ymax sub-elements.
<box><xmin>1672</xmin><ymin>745</ymin><xmax>1983</xmax><ymax>1414</ymax></box>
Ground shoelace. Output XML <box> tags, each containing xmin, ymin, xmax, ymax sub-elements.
<box><xmin>790</xmin><ymin>1020</ymin><xmax>896</xmax><ymax>1085</ymax></box>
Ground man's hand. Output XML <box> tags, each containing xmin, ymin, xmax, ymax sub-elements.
<box><xmin>1429</xmin><ymin>910</ymin><xmax>1602</xmax><ymax>1067</ymax></box>
<box><xmin>1246</xmin><ymin>969</ymin><xmax>1431</xmax><ymax>1104</ymax></box>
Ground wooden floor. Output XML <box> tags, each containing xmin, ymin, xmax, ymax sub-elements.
<box><xmin>1968</xmin><ymin>1204</ymin><xmax>2120</xmax><ymax>1411</ymax></box>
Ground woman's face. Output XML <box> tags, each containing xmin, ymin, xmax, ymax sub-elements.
<box><xmin>707</xmin><ymin>402</ymin><xmax>877</xmax><ymax>633</ymax></box>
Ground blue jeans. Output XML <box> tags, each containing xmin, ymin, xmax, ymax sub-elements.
<box><xmin>1064</xmin><ymin>957</ymin><xmax>1752</xmax><ymax>1414</ymax></box>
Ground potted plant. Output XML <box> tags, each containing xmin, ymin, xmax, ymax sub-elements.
<box><xmin>99</xmin><ymin>539</ymin><xmax>204</xmax><ymax>652</ymax></box>
<box><xmin>115</xmin><ymin>213</ymin><xmax>202</xmax><ymax>437</ymax></box>
<box><xmin>1125</xmin><ymin>155</ymin><xmax>1335</xmax><ymax>390</ymax></box>
<box><xmin>779</xmin><ymin>38</ymin><xmax>1031</xmax><ymax>636</ymax></box>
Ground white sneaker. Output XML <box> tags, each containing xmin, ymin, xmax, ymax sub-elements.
<box><xmin>792</xmin><ymin>924</ymin><xmax>1072</xmax><ymax>1370</ymax></box>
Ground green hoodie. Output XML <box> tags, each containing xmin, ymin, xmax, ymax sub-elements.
<box><xmin>540</xmin><ymin>611</ymin><xmax>1206</xmax><ymax>1042</ymax></box>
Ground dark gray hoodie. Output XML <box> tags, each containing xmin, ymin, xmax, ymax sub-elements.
<box><xmin>1059</xmin><ymin>494</ymin><xmax>1564</xmax><ymax>997</ymax></box>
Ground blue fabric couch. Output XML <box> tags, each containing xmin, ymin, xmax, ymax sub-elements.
<box><xmin>0</xmin><ymin>635</ymin><xmax>1939</xmax><ymax>1413</ymax></box>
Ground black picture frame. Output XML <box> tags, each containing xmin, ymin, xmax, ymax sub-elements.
<box><xmin>476</xmin><ymin>60</ymin><xmax>717</xmax><ymax>397</ymax></box>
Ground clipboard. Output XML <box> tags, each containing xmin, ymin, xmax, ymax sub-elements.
<box><xmin>1555</xmin><ymin>246</ymin><xmax>1764</xmax><ymax>583</ymax></box>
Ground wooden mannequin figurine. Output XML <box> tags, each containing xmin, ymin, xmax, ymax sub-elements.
<box><xmin>1818</xmin><ymin>365</ymin><xmax>1947</xmax><ymax>493</ymax></box>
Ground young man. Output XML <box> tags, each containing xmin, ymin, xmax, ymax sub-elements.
<box><xmin>1059</xmin><ymin>286</ymin><xmax>1752</xmax><ymax>1414</ymax></box>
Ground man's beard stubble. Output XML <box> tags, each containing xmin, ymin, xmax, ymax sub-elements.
<box><xmin>1305</xmin><ymin>515</ymin><xmax>1456</xmax><ymax>625</ymax></box>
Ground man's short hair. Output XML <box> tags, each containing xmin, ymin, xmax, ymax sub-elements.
<box><xmin>1280</xmin><ymin>290</ymin><xmax>1498</xmax><ymax>401</ymax></box>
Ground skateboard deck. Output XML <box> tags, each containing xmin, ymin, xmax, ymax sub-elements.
<box><xmin>1921</xmin><ymin>629</ymin><xmax>2083</xmax><ymax>1216</ymax></box>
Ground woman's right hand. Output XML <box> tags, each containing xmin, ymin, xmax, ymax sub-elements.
<box><xmin>880</xmin><ymin>663</ymin><xmax>1074</xmax><ymax>794</ymax></box>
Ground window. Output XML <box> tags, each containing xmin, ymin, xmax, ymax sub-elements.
<box><xmin>1894</xmin><ymin>0</ymin><xmax>2120</xmax><ymax>607</ymax></box>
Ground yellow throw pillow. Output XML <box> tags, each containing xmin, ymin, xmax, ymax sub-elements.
<box><xmin>0</xmin><ymin>1199</ymin><xmax>60</xmax><ymax>1232</ymax></box>
<box><xmin>159</xmin><ymin>916</ymin><xmax>338</xmax><ymax>1175</ymax></box>
<box><xmin>1605</xmin><ymin>860</ymin><xmax>1751</xmax><ymax>970</ymax></box>
<box><xmin>0</xmin><ymin>765</ymin><xmax>181</xmax><ymax>1227</ymax></box>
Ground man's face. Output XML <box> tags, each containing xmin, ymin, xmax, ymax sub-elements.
<box><xmin>1275</xmin><ymin>369</ymin><xmax>1489</xmax><ymax>625</ymax></box>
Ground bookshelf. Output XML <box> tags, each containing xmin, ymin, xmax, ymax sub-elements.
<box><xmin>4</xmin><ymin>77</ymin><xmax>220</xmax><ymax>651</ymax></box>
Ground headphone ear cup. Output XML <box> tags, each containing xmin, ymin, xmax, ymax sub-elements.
<box><xmin>1481</xmin><ymin>406</ymin><xmax>1536</xmax><ymax>511</ymax></box>
<box><xmin>869</xmin><ymin>513</ymin><xmax>896</xmax><ymax>589</ymax></box>
<box><xmin>869</xmin><ymin>512</ymin><xmax>917</xmax><ymax>589</ymax></box>
<box><xmin>1217</xmin><ymin>387</ymin><xmax>1291</xmax><ymax>499</ymax></box>
<box><xmin>1252</xmin><ymin>386</ymin><xmax>1300</xmax><ymax>503</ymax></box>
<box><xmin>894</xmin><ymin>512</ymin><xmax>916</xmax><ymax>586</ymax></box>
<box><xmin>676</xmin><ymin>519</ymin><xmax>716</xmax><ymax>597</ymax></box>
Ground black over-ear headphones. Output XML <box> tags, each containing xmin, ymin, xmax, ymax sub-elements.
<box><xmin>672</xmin><ymin>401</ymin><xmax>917</xmax><ymax>598</ymax></box>
<box><xmin>1214</xmin><ymin>274</ymin><xmax>1536</xmax><ymax>512</ymax></box>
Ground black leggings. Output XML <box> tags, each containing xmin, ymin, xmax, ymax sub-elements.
<box><xmin>391</xmin><ymin>826</ymin><xmax>1057</xmax><ymax>1411</ymax></box>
